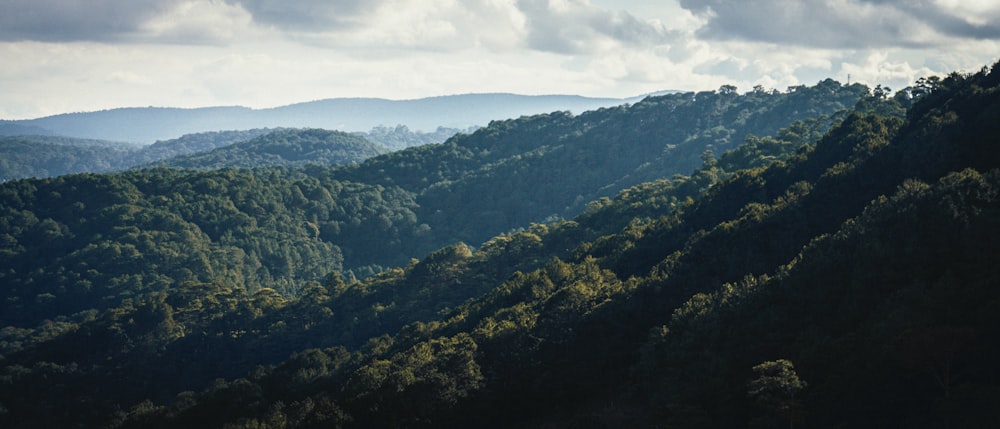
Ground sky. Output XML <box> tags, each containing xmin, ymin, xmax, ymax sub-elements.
<box><xmin>1</xmin><ymin>0</ymin><xmax>999</xmax><ymax>120</ymax></box>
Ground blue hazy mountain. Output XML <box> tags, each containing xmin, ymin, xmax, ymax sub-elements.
<box><xmin>2</xmin><ymin>93</ymin><xmax>652</xmax><ymax>143</ymax></box>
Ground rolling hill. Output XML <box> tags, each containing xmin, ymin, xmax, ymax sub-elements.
<box><xmin>0</xmin><ymin>79</ymin><xmax>871</xmax><ymax>328</ymax></box>
<box><xmin>0</xmin><ymin>127</ymin><xmax>468</xmax><ymax>181</ymax></box>
<box><xmin>1</xmin><ymin>93</ymin><xmax>647</xmax><ymax>143</ymax></box>
<box><xmin>153</xmin><ymin>129</ymin><xmax>388</xmax><ymax>169</ymax></box>
<box><xmin>3</xmin><ymin>64</ymin><xmax>997</xmax><ymax>428</ymax></box>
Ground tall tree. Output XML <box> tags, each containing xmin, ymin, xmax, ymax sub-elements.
<box><xmin>748</xmin><ymin>359</ymin><xmax>807</xmax><ymax>429</ymax></box>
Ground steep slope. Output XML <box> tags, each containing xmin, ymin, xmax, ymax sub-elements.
<box><xmin>341</xmin><ymin>80</ymin><xmax>868</xmax><ymax>247</ymax></box>
<box><xmin>639</xmin><ymin>168</ymin><xmax>1000</xmax><ymax>429</ymax></box>
<box><xmin>68</xmin><ymin>63</ymin><xmax>999</xmax><ymax>429</ymax></box>
<box><xmin>0</xmin><ymin>75</ymin><xmax>945</xmax><ymax>428</ymax></box>
<box><xmin>0</xmin><ymin>66</ymin><xmax>1000</xmax><ymax>428</ymax></box>
<box><xmin>0</xmin><ymin>79</ymin><xmax>870</xmax><ymax>322</ymax></box>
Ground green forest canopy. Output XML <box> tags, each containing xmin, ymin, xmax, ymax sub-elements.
<box><xmin>0</xmin><ymin>126</ymin><xmax>469</xmax><ymax>181</ymax></box>
<box><xmin>0</xmin><ymin>78</ymin><xmax>874</xmax><ymax>331</ymax></box>
<box><xmin>3</xmin><ymin>64</ymin><xmax>998</xmax><ymax>428</ymax></box>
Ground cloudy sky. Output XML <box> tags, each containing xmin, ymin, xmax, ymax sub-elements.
<box><xmin>1</xmin><ymin>0</ymin><xmax>998</xmax><ymax>119</ymax></box>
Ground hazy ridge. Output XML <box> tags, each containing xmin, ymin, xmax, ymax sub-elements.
<box><xmin>0</xmin><ymin>93</ymin><xmax>648</xmax><ymax>143</ymax></box>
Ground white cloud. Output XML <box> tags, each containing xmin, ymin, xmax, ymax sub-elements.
<box><xmin>678</xmin><ymin>0</ymin><xmax>1000</xmax><ymax>49</ymax></box>
<box><xmin>230</xmin><ymin>0</ymin><xmax>374</xmax><ymax>32</ymax></box>
<box><xmin>1</xmin><ymin>0</ymin><xmax>999</xmax><ymax>120</ymax></box>
<box><xmin>286</xmin><ymin>0</ymin><xmax>674</xmax><ymax>56</ymax></box>
<box><xmin>139</xmin><ymin>1</ymin><xmax>259</xmax><ymax>45</ymax></box>
<box><xmin>517</xmin><ymin>0</ymin><xmax>673</xmax><ymax>54</ymax></box>
<box><xmin>933</xmin><ymin>0</ymin><xmax>1000</xmax><ymax>27</ymax></box>
<box><xmin>305</xmin><ymin>0</ymin><xmax>528</xmax><ymax>53</ymax></box>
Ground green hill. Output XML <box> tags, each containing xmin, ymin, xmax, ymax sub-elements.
<box><xmin>342</xmin><ymin>79</ymin><xmax>869</xmax><ymax>248</ymax></box>
<box><xmin>155</xmin><ymin>129</ymin><xmax>388</xmax><ymax>169</ymax></box>
<box><xmin>0</xmin><ymin>79</ymin><xmax>870</xmax><ymax>331</ymax></box>
<box><xmin>3</xmin><ymin>64</ymin><xmax>994</xmax><ymax>428</ymax></box>
<box><xmin>0</xmin><ymin>127</ymin><xmax>467</xmax><ymax>181</ymax></box>
<box><xmin>0</xmin><ymin>135</ymin><xmax>140</xmax><ymax>180</ymax></box>
<box><xmin>125</xmin><ymin>129</ymin><xmax>276</xmax><ymax>165</ymax></box>
<box><xmin>0</xmin><ymin>130</ymin><xmax>272</xmax><ymax>181</ymax></box>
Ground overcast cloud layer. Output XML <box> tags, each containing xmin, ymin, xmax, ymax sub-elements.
<box><xmin>1</xmin><ymin>0</ymin><xmax>998</xmax><ymax>119</ymax></box>
<box><xmin>681</xmin><ymin>0</ymin><xmax>1000</xmax><ymax>48</ymax></box>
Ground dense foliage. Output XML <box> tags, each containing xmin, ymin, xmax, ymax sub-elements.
<box><xmin>1</xmin><ymin>79</ymin><xmax>870</xmax><ymax>320</ymax></box>
<box><xmin>0</xmin><ymin>127</ymin><xmax>465</xmax><ymax>181</ymax></box>
<box><xmin>0</xmin><ymin>136</ymin><xmax>140</xmax><ymax>181</ymax></box>
<box><xmin>127</xmin><ymin>129</ymin><xmax>277</xmax><ymax>165</ymax></box>
<box><xmin>341</xmin><ymin>80</ymin><xmax>869</xmax><ymax>247</ymax></box>
<box><xmin>0</xmin><ymin>166</ymin><xmax>430</xmax><ymax>328</ymax></box>
<box><xmin>0</xmin><ymin>130</ymin><xmax>271</xmax><ymax>181</ymax></box>
<box><xmin>3</xmin><ymin>65</ymin><xmax>994</xmax><ymax>428</ymax></box>
<box><xmin>362</xmin><ymin>125</ymin><xmax>473</xmax><ymax>151</ymax></box>
<box><xmin>153</xmin><ymin>129</ymin><xmax>387</xmax><ymax>169</ymax></box>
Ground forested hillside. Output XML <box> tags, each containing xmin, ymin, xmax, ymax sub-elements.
<box><xmin>0</xmin><ymin>136</ymin><xmax>141</xmax><ymax>181</ymax></box>
<box><xmin>0</xmin><ymin>79</ymin><xmax>869</xmax><ymax>330</ymax></box>
<box><xmin>3</xmin><ymin>64</ymin><xmax>995</xmax><ymax>429</ymax></box>
<box><xmin>363</xmin><ymin>125</ymin><xmax>474</xmax><ymax>151</ymax></box>
<box><xmin>153</xmin><ymin>129</ymin><xmax>387</xmax><ymax>169</ymax></box>
<box><xmin>0</xmin><ymin>127</ymin><xmax>466</xmax><ymax>181</ymax></box>
<box><xmin>125</xmin><ymin>129</ymin><xmax>277</xmax><ymax>165</ymax></box>
<box><xmin>341</xmin><ymin>79</ymin><xmax>869</xmax><ymax>248</ymax></box>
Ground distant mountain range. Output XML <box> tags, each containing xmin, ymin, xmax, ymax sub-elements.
<box><xmin>0</xmin><ymin>93</ymin><xmax>658</xmax><ymax>143</ymax></box>
<box><xmin>0</xmin><ymin>126</ymin><xmax>471</xmax><ymax>181</ymax></box>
